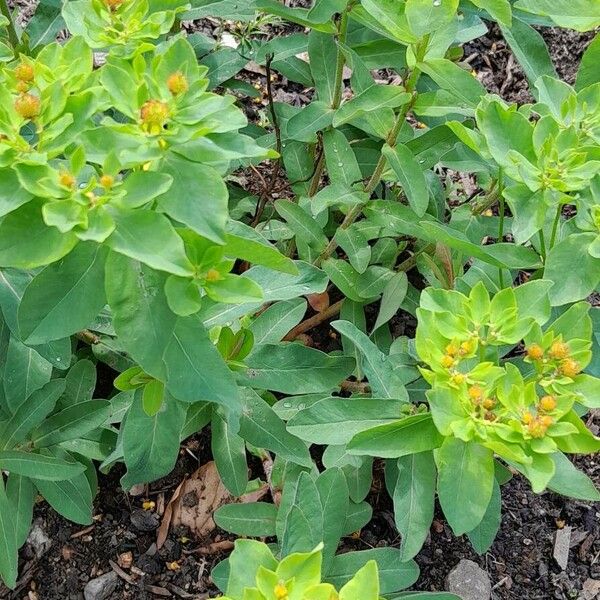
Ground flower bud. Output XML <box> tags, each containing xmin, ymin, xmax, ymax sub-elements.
<box><xmin>104</xmin><ymin>0</ymin><xmax>124</xmax><ymax>10</ymax></box>
<box><xmin>274</xmin><ymin>583</ymin><xmax>288</xmax><ymax>600</ymax></box>
<box><xmin>528</xmin><ymin>419</ymin><xmax>547</xmax><ymax>438</ymax></box>
<box><xmin>540</xmin><ymin>415</ymin><xmax>554</xmax><ymax>427</ymax></box>
<box><xmin>167</xmin><ymin>71</ymin><xmax>189</xmax><ymax>96</ymax></box>
<box><xmin>539</xmin><ymin>395</ymin><xmax>556</xmax><ymax>412</ymax></box>
<box><xmin>459</xmin><ymin>339</ymin><xmax>476</xmax><ymax>355</ymax></box>
<box><xmin>59</xmin><ymin>171</ymin><xmax>76</xmax><ymax>188</ymax></box>
<box><xmin>140</xmin><ymin>99</ymin><xmax>169</xmax><ymax>133</ymax></box>
<box><xmin>15</xmin><ymin>80</ymin><xmax>30</xmax><ymax>93</ymax></box>
<box><xmin>445</xmin><ymin>342</ymin><xmax>459</xmax><ymax>356</ymax></box>
<box><xmin>440</xmin><ymin>354</ymin><xmax>454</xmax><ymax>369</ymax></box>
<box><xmin>14</xmin><ymin>93</ymin><xmax>40</xmax><ymax>119</ymax></box>
<box><xmin>525</xmin><ymin>343</ymin><xmax>544</xmax><ymax>360</ymax></box>
<box><xmin>468</xmin><ymin>386</ymin><xmax>483</xmax><ymax>402</ymax></box>
<box><xmin>100</xmin><ymin>174</ymin><xmax>115</xmax><ymax>189</ymax></box>
<box><xmin>522</xmin><ymin>411</ymin><xmax>533</xmax><ymax>425</ymax></box>
<box><xmin>205</xmin><ymin>268</ymin><xmax>221</xmax><ymax>282</ymax></box>
<box><xmin>14</xmin><ymin>62</ymin><xmax>34</xmax><ymax>83</ymax></box>
<box><xmin>482</xmin><ymin>397</ymin><xmax>496</xmax><ymax>410</ymax></box>
<box><xmin>549</xmin><ymin>341</ymin><xmax>570</xmax><ymax>360</ymax></box>
<box><xmin>559</xmin><ymin>358</ymin><xmax>580</xmax><ymax>378</ymax></box>
<box><xmin>451</xmin><ymin>373</ymin><xmax>466</xmax><ymax>385</ymax></box>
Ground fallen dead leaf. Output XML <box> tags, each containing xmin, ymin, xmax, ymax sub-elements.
<box><xmin>581</xmin><ymin>578</ymin><xmax>600</xmax><ymax>600</ymax></box>
<box><xmin>553</xmin><ymin>526</ymin><xmax>572</xmax><ymax>570</ymax></box>
<box><xmin>157</xmin><ymin>461</ymin><xmax>268</xmax><ymax>549</ymax></box>
<box><xmin>307</xmin><ymin>291</ymin><xmax>330</xmax><ymax>313</ymax></box>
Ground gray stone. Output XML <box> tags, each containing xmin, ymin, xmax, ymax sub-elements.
<box><xmin>26</xmin><ymin>522</ymin><xmax>51</xmax><ymax>559</ymax></box>
<box><xmin>83</xmin><ymin>572</ymin><xmax>119</xmax><ymax>600</ymax></box>
<box><xmin>446</xmin><ymin>559</ymin><xmax>492</xmax><ymax>600</ymax></box>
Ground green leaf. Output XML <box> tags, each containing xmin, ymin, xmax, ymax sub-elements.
<box><xmin>0</xmin><ymin>479</ymin><xmax>17</xmax><ymax>589</ymax></box>
<box><xmin>239</xmin><ymin>389</ymin><xmax>313</xmax><ymax>468</ymax></box>
<box><xmin>470</xmin><ymin>0</ymin><xmax>512</xmax><ymax>25</ymax></box>
<box><xmin>316</xmin><ymin>467</ymin><xmax>349</xmax><ymax>571</ymax></box>
<box><xmin>142</xmin><ymin>380</ymin><xmax>164</xmax><ymax>416</ymax></box>
<box><xmin>107</xmin><ymin>209</ymin><xmax>193</xmax><ymax>277</ymax></box>
<box><xmin>322</xmin><ymin>258</ymin><xmax>364</xmax><ymax>302</ymax></box>
<box><xmin>0</xmin><ymin>379</ymin><xmax>65</xmax><ymax>450</ymax></box>
<box><xmin>499</xmin><ymin>17</ymin><xmax>556</xmax><ymax>93</ymax></box>
<box><xmin>201</xmin><ymin>47</ymin><xmax>248</xmax><ymax>87</ymax></box>
<box><xmin>214</xmin><ymin>502</ymin><xmax>277</xmax><ymax>536</ymax></box>
<box><xmin>33</xmin><ymin>466</ymin><xmax>93</xmax><ymax>524</ymax></box>
<box><xmin>224</xmin><ymin>539</ymin><xmax>278</xmax><ymax>598</ymax></box>
<box><xmin>467</xmin><ymin>479</ymin><xmax>501</xmax><ymax>554</ymax></box>
<box><xmin>62</xmin><ymin>359</ymin><xmax>96</xmax><ymax>407</ymax></box>
<box><xmin>0</xmin><ymin>168</ymin><xmax>33</xmax><ymax>217</ymax></box>
<box><xmin>18</xmin><ymin>243</ymin><xmax>107</xmax><ymax>344</ymax></box>
<box><xmin>514</xmin><ymin>0</ymin><xmax>600</xmax><ymax>31</ymax></box>
<box><xmin>277</xmin><ymin>472</ymin><xmax>323</xmax><ymax>555</ymax></box>
<box><xmin>275</xmin><ymin>200</ymin><xmax>328</xmax><ymax>252</ymax></box>
<box><xmin>331</xmin><ymin>320</ymin><xmax>408</xmax><ymax>400</ymax></box>
<box><xmin>105</xmin><ymin>253</ymin><xmax>176</xmax><ymax>380</ymax></box>
<box><xmin>211</xmin><ymin>412</ymin><xmax>248</xmax><ymax>496</ymax></box>
<box><xmin>339</xmin><ymin>560</ymin><xmax>379</xmax><ymax>600</ymax></box>
<box><xmin>545</xmin><ymin>233</ymin><xmax>600</xmax><ymax>306</ymax></box>
<box><xmin>327</xmin><ymin>548</ymin><xmax>419</xmax><ymax>594</ymax></box>
<box><xmin>287</xmin><ymin>397</ymin><xmax>406</xmax><ymax>445</ymax></box>
<box><xmin>383</xmin><ymin>144</ymin><xmax>429</xmax><ymax>217</ymax></box>
<box><xmin>405</xmin><ymin>0</ymin><xmax>458</xmax><ymax>37</ymax></box>
<box><xmin>243</xmin><ymin>261</ymin><xmax>328</xmax><ymax>302</ymax></box>
<box><xmin>164</xmin><ymin>316</ymin><xmax>241</xmax><ymax>412</ymax></box>
<box><xmin>576</xmin><ymin>32</ymin><xmax>600</xmax><ymax>90</ymax></box>
<box><xmin>374</xmin><ymin>272</ymin><xmax>408</xmax><ymax>332</ymax></box>
<box><xmin>348</xmin><ymin>414</ymin><xmax>444</xmax><ymax>457</ymax></box>
<box><xmin>337</xmin><ymin>227</ymin><xmax>371</xmax><ymax>274</ymax></box>
<box><xmin>418</xmin><ymin>59</ymin><xmax>486</xmax><ymax>107</ymax></box>
<box><xmin>224</xmin><ymin>220</ymin><xmax>298</xmax><ymax>274</ymax></box>
<box><xmin>393</xmin><ymin>452</ymin><xmax>436</xmax><ymax>561</ymax></box>
<box><xmin>323</xmin><ymin>129</ymin><xmax>363</xmax><ymax>187</ymax></box>
<box><xmin>0</xmin><ymin>201</ymin><xmax>78</xmax><ymax>269</ymax></box>
<box><xmin>287</xmin><ymin>101</ymin><xmax>334</xmax><ymax>143</ymax></box>
<box><xmin>6</xmin><ymin>474</ymin><xmax>35</xmax><ymax>548</ymax></box>
<box><xmin>435</xmin><ymin>438</ymin><xmax>495</xmax><ymax>535</ymax></box>
<box><xmin>32</xmin><ymin>400</ymin><xmax>111</xmax><ymax>448</ymax></box>
<box><xmin>333</xmin><ymin>85</ymin><xmax>410</xmax><ymax>127</ymax></box>
<box><xmin>158</xmin><ymin>155</ymin><xmax>228</xmax><ymax>244</ymax></box>
<box><xmin>548</xmin><ymin>452</ymin><xmax>600</xmax><ymax>501</ymax></box>
<box><xmin>205</xmin><ymin>274</ymin><xmax>264</xmax><ymax>304</ymax></box>
<box><xmin>243</xmin><ymin>343</ymin><xmax>355</xmax><ymax>394</ymax></box>
<box><xmin>307</xmin><ymin>30</ymin><xmax>337</xmax><ymax>104</ymax></box>
<box><xmin>3</xmin><ymin>337</ymin><xmax>52</xmax><ymax>412</ymax></box>
<box><xmin>0</xmin><ymin>450</ymin><xmax>85</xmax><ymax>481</ymax></box>
<box><xmin>119</xmin><ymin>171</ymin><xmax>174</xmax><ymax>209</ymax></box>
<box><xmin>249</xmin><ymin>298</ymin><xmax>307</xmax><ymax>345</ymax></box>
<box><xmin>121</xmin><ymin>390</ymin><xmax>186</xmax><ymax>489</ymax></box>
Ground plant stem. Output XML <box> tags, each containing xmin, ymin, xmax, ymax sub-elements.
<box><xmin>314</xmin><ymin>36</ymin><xmax>430</xmax><ymax>267</ymax></box>
<box><xmin>549</xmin><ymin>204</ymin><xmax>562</xmax><ymax>250</ymax></box>
<box><xmin>497</xmin><ymin>169</ymin><xmax>505</xmax><ymax>288</ymax></box>
<box><xmin>0</xmin><ymin>0</ymin><xmax>18</xmax><ymax>48</ymax></box>
<box><xmin>539</xmin><ymin>228</ymin><xmax>547</xmax><ymax>262</ymax></box>
<box><xmin>306</xmin><ymin>10</ymin><xmax>349</xmax><ymax>197</ymax></box>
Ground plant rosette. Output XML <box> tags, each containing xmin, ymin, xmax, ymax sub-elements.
<box><xmin>415</xmin><ymin>282</ymin><xmax>600</xmax><ymax>492</ymax></box>
<box><xmin>216</xmin><ymin>541</ymin><xmax>383</xmax><ymax>600</ymax></box>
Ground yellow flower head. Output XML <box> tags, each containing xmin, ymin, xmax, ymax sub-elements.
<box><xmin>167</xmin><ymin>72</ymin><xmax>189</xmax><ymax>96</ymax></box>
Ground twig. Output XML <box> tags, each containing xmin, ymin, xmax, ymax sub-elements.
<box><xmin>283</xmin><ymin>299</ymin><xmax>344</xmax><ymax>341</ymax></box>
<box><xmin>251</xmin><ymin>53</ymin><xmax>282</xmax><ymax>226</ymax></box>
<box><xmin>262</xmin><ymin>451</ymin><xmax>281</xmax><ymax>505</ymax></box>
<box><xmin>187</xmin><ymin>540</ymin><xmax>235</xmax><ymax>555</ymax></box>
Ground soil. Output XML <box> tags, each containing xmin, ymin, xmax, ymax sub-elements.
<box><xmin>2</xmin><ymin>4</ymin><xmax>599</xmax><ymax>600</ymax></box>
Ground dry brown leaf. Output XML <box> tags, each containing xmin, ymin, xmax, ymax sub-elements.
<box><xmin>581</xmin><ymin>578</ymin><xmax>600</xmax><ymax>600</ymax></box>
<box><xmin>157</xmin><ymin>461</ymin><xmax>268</xmax><ymax>548</ymax></box>
<box><xmin>307</xmin><ymin>292</ymin><xmax>330</xmax><ymax>313</ymax></box>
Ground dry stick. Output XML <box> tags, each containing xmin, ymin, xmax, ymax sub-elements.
<box><xmin>314</xmin><ymin>36</ymin><xmax>431</xmax><ymax>268</ymax></box>
<box><xmin>251</xmin><ymin>53</ymin><xmax>283</xmax><ymax>227</ymax></box>
<box><xmin>283</xmin><ymin>298</ymin><xmax>345</xmax><ymax>341</ymax></box>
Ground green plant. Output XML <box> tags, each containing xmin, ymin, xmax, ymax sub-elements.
<box><xmin>214</xmin><ymin>540</ymin><xmax>459</xmax><ymax>600</ymax></box>
<box><xmin>0</xmin><ymin>0</ymin><xmax>599</xmax><ymax>593</ymax></box>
